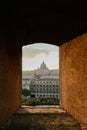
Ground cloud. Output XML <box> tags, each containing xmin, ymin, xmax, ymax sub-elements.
<box><xmin>22</xmin><ymin>50</ymin><xmax>59</xmax><ymax>71</ymax></box>
<box><xmin>22</xmin><ymin>47</ymin><xmax>49</xmax><ymax>58</ymax></box>
<box><xmin>22</xmin><ymin>43</ymin><xmax>58</xmax><ymax>58</ymax></box>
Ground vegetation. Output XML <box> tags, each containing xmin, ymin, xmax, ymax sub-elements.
<box><xmin>22</xmin><ymin>89</ymin><xmax>31</xmax><ymax>98</ymax></box>
<box><xmin>22</xmin><ymin>97</ymin><xmax>60</xmax><ymax>106</ymax></box>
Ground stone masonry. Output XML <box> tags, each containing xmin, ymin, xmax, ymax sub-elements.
<box><xmin>4</xmin><ymin>106</ymin><xmax>82</xmax><ymax>130</ymax></box>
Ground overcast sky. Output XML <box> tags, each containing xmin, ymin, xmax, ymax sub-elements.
<box><xmin>22</xmin><ymin>43</ymin><xmax>59</xmax><ymax>71</ymax></box>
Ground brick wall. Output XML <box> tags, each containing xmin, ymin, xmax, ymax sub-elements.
<box><xmin>60</xmin><ymin>33</ymin><xmax>87</xmax><ymax>125</ymax></box>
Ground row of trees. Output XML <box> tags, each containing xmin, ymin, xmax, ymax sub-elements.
<box><xmin>22</xmin><ymin>97</ymin><xmax>60</xmax><ymax>106</ymax></box>
<box><xmin>22</xmin><ymin>89</ymin><xmax>60</xmax><ymax>106</ymax></box>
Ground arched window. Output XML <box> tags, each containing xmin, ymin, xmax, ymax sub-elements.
<box><xmin>22</xmin><ymin>43</ymin><xmax>60</xmax><ymax>106</ymax></box>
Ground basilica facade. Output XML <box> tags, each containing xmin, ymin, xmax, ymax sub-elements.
<box><xmin>22</xmin><ymin>61</ymin><xmax>59</xmax><ymax>98</ymax></box>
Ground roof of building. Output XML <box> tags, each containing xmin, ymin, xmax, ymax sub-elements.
<box><xmin>22</xmin><ymin>62</ymin><xmax>59</xmax><ymax>79</ymax></box>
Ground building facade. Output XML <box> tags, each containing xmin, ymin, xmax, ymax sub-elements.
<box><xmin>22</xmin><ymin>61</ymin><xmax>59</xmax><ymax>98</ymax></box>
<box><xmin>22</xmin><ymin>79</ymin><xmax>31</xmax><ymax>90</ymax></box>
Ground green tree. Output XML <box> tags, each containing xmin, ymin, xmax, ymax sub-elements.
<box><xmin>22</xmin><ymin>89</ymin><xmax>31</xmax><ymax>97</ymax></box>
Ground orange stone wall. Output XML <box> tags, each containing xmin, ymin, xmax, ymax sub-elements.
<box><xmin>0</xmin><ymin>32</ymin><xmax>87</xmax><ymax>127</ymax></box>
<box><xmin>60</xmin><ymin>33</ymin><xmax>87</xmax><ymax>125</ymax></box>
<box><xmin>0</xmin><ymin>37</ymin><xmax>22</xmax><ymax>127</ymax></box>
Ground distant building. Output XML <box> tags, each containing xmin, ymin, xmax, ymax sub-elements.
<box><xmin>22</xmin><ymin>79</ymin><xmax>31</xmax><ymax>90</ymax></box>
<box><xmin>22</xmin><ymin>61</ymin><xmax>59</xmax><ymax>98</ymax></box>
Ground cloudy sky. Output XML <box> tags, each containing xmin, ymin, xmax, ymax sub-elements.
<box><xmin>22</xmin><ymin>43</ymin><xmax>59</xmax><ymax>71</ymax></box>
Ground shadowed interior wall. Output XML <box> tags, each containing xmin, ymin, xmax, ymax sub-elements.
<box><xmin>60</xmin><ymin>33</ymin><xmax>87</xmax><ymax>125</ymax></box>
<box><xmin>0</xmin><ymin>37</ymin><xmax>22</xmax><ymax>127</ymax></box>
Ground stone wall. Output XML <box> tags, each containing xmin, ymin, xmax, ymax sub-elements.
<box><xmin>60</xmin><ymin>33</ymin><xmax>87</xmax><ymax>125</ymax></box>
<box><xmin>0</xmin><ymin>37</ymin><xmax>22</xmax><ymax>127</ymax></box>
<box><xmin>6</xmin><ymin>106</ymin><xmax>81</xmax><ymax>130</ymax></box>
<box><xmin>0</xmin><ymin>32</ymin><xmax>87</xmax><ymax>128</ymax></box>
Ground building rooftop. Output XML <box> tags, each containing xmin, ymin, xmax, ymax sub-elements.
<box><xmin>22</xmin><ymin>62</ymin><xmax>59</xmax><ymax>79</ymax></box>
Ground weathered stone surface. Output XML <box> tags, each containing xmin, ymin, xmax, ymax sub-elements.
<box><xmin>81</xmin><ymin>123</ymin><xmax>87</xmax><ymax>130</ymax></box>
<box><xmin>60</xmin><ymin>33</ymin><xmax>87</xmax><ymax>125</ymax></box>
<box><xmin>0</xmin><ymin>40</ymin><xmax>22</xmax><ymax>127</ymax></box>
<box><xmin>5</xmin><ymin>106</ymin><xmax>81</xmax><ymax>130</ymax></box>
<box><xmin>62</xmin><ymin>116</ymin><xmax>79</xmax><ymax>127</ymax></box>
<box><xmin>0</xmin><ymin>33</ymin><xmax>87</xmax><ymax>130</ymax></box>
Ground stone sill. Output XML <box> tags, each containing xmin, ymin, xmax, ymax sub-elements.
<box><xmin>16</xmin><ymin>105</ymin><xmax>66</xmax><ymax>115</ymax></box>
<box><xmin>4</xmin><ymin>105</ymin><xmax>82</xmax><ymax>130</ymax></box>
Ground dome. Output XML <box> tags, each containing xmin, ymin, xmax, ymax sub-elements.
<box><xmin>40</xmin><ymin>61</ymin><xmax>47</xmax><ymax>70</ymax></box>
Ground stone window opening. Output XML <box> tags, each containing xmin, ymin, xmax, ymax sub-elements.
<box><xmin>22</xmin><ymin>43</ymin><xmax>60</xmax><ymax>106</ymax></box>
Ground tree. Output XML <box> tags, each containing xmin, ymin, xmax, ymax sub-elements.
<box><xmin>22</xmin><ymin>89</ymin><xmax>31</xmax><ymax>98</ymax></box>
